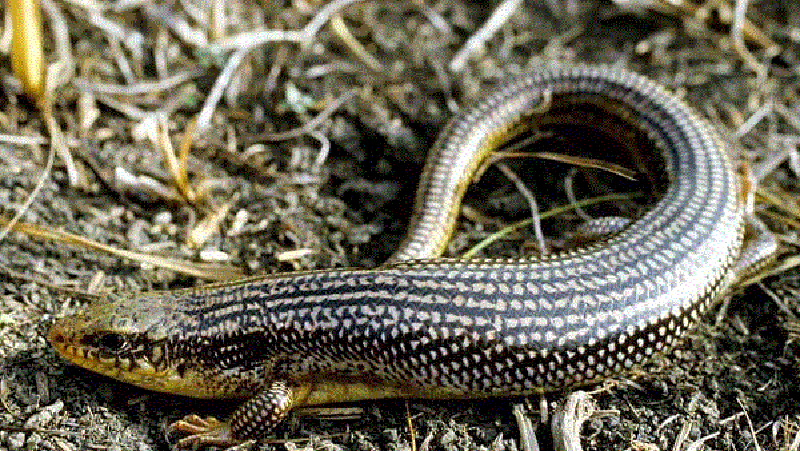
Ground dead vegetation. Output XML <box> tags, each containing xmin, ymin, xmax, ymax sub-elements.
<box><xmin>0</xmin><ymin>0</ymin><xmax>799</xmax><ymax>450</ymax></box>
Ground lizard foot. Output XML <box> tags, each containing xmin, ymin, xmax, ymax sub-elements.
<box><xmin>170</xmin><ymin>414</ymin><xmax>241</xmax><ymax>448</ymax></box>
<box><xmin>169</xmin><ymin>382</ymin><xmax>304</xmax><ymax>448</ymax></box>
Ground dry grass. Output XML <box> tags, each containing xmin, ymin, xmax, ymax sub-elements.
<box><xmin>0</xmin><ymin>0</ymin><xmax>798</xmax><ymax>449</ymax></box>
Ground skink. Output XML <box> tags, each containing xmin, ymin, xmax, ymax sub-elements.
<box><xmin>49</xmin><ymin>64</ymin><xmax>766</xmax><ymax>446</ymax></box>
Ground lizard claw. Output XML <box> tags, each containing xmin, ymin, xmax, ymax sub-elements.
<box><xmin>170</xmin><ymin>414</ymin><xmax>240</xmax><ymax>449</ymax></box>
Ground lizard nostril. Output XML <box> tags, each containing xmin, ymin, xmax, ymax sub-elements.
<box><xmin>48</xmin><ymin>324</ymin><xmax>65</xmax><ymax>345</ymax></box>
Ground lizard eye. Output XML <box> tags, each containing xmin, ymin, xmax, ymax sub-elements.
<box><xmin>96</xmin><ymin>333</ymin><xmax>128</xmax><ymax>354</ymax></box>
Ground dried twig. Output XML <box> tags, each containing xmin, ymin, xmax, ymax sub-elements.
<box><xmin>76</xmin><ymin>70</ymin><xmax>202</xmax><ymax>95</ymax></box>
<box><xmin>40</xmin><ymin>0</ymin><xmax>74</xmax><ymax>81</ymax></box>
<box><xmin>0</xmin><ymin>133</ymin><xmax>55</xmax><ymax>245</ymax></box>
<box><xmin>143</xmin><ymin>3</ymin><xmax>207</xmax><ymax>48</ymax></box>
<box><xmin>731</xmin><ymin>0</ymin><xmax>766</xmax><ymax>79</ymax></box>
<box><xmin>512</xmin><ymin>403</ymin><xmax>540</xmax><ymax>451</ymax></box>
<box><xmin>495</xmin><ymin>162</ymin><xmax>547</xmax><ymax>254</ymax></box>
<box><xmin>86</xmin><ymin>9</ymin><xmax>145</xmax><ymax>59</ymax></box>
<box><xmin>197</xmin><ymin>0</ymin><xmax>364</xmax><ymax>132</ymax></box>
<box><xmin>330</xmin><ymin>13</ymin><xmax>383</xmax><ymax>72</ymax></box>
<box><xmin>0</xmin><ymin>134</ymin><xmax>48</xmax><ymax>146</ymax></box>
<box><xmin>196</xmin><ymin>46</ymin><xmax>250</xmax><ymax>132</ymax></box>
<box><xmin>250</xmin><ymin>88</ymin><xmax>358</xmax><ymax>142</ymax></box>
<box><xmin>1</xmin><ymin>218</ymin><xmax>246</xmax><ymax>281</ymax></box>
<box><xmin>449</xmin><ymin>0</ymin><xmax>523</xmax><ymax>72</ymax></box>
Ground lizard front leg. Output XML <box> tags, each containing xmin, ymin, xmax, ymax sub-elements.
<box><xmin>172</xmin><ymin>381</ymin><xmax>310</xmax><ymax>448</ymax></box>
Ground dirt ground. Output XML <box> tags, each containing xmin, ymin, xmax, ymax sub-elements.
<box><xmin>1</xmin><ymin>0</ymin><xmax>799</xmax><ymax>450</ymax></box>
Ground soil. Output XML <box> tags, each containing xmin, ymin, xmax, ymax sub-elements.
<box><xmin>1</xmin><ymin>1</ymin><xmax>799</xmax><ymax>450</ymax></box>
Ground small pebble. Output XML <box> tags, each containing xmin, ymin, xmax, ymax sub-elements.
<box><xmin>7</xmin><ymin>432</ymin><xmax>25</xmax><ymax>450</ymax></box>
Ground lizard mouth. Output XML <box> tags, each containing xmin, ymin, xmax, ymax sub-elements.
<box><xmin>48</xmin><ymin>316</ymin><xmax>167</xmax><ymax>390</ymax></box>
<box><xmin>49</xmin><ymin>316</ymin><xmax>130</xmax><ymax>376</ymax></box>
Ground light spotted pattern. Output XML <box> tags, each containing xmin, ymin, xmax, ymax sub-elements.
<box><xmin>49</xmin><ymin>65</ymin><xmax>749</xmax><ymax>441</ymax></box>
<box><xmin>229</xmin><ymin>381</ymin><xmax>297</xmax><ymax>438</ymax></box>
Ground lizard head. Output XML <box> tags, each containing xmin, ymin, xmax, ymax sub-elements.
<box><xmin>49</xmin><ymin>290</ymin><xmax>265</xmax><ymax>399</ymax></box>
